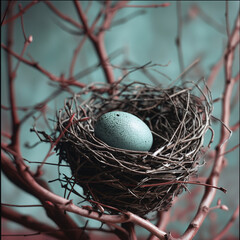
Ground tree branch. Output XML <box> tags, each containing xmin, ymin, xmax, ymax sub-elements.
<box><xmin>6</xmin><ymin>1</ymin><xmax>20</xmax><ymax>150</ymax></box>
<box><xmin>44</xmin><ymin>0</ymin><xmax>83</xmax><ymax>29</ymax></box>
<box><xmin>1</xmin><ymin>43</ymin><xmax>86</xmax><ymax>88</ymax></box>
<box><xmin>180</xmin><ymin>12</ymin><xmax>240</xmax><ymax>240</ymax></box>
<box><xmin>1</xmin><ymin>0</ymin><xmax>39</xmax><ymax>26</ymax></box>
<box><xmin>213</xmin><ymin>205</ymin><xmax>239</xmax><ymax>240</ymax></box>
<box><xmin>176</xmin><ymin>1</ymin><xmax>185</xmax><ymax>74</ymax></box>
<box><xmin>1</xmin><ymin>206</ymin><xmax>65</xmax><ymax>239</ymax></box>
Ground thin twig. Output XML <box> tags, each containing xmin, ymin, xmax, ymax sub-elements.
<box><xmin>44</xmin><ymin>0</ymin><xmax>83</xmax><ymax>29</ymax></box>
<box><xmin>176</xmin><ymin>1</ymin><xmax>185</xmax><ymax>74</ymax></box>
<box><xmin>1</xmin><ymin>0</ymin><xmax>39</xmax><ymax>26</ymax></box>
<box><xmin>180</xmin><ymin>12</ymin><xmax>240</xmax><ymax>240</ymax></box>
<box><xmin>213</xmin><ymin>205</ymin><xmax>239</xmax><ymax>240</ymax></box>
<box><xmin>1</xmin><ymin>206</ymin><xmax>65</xmax><ymax>239</ymax></box>
<box><xmin>124</xmin><ymin>3</ymin><xmax>170</xmax><ymax>8</ymax></box>
<box><xmin>1</xmin><ymin>43</ymin><xmax>86</xmax><ymax>88</ymax></box>
<box><xmin>225</xmin><ymin>0</ymin><xmax>231</xmax><ymax>39</ymax></box>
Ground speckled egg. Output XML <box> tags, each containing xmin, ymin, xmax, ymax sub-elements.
<box><xmin>94</xmin><ymin>111</ymin><xmax>153</xmax><ymax>151</ymax></box>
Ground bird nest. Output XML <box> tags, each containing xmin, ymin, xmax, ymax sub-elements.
<box><xmin>55</xmin><ymin>81</ymin><xmax>212</xmax><ymax>216</ymax></box>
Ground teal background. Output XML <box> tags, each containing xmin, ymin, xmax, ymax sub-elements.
<box><xmin>1</xmin><ymin>1</ymin><xmax>239</xmax><ymax>239</ymax></box>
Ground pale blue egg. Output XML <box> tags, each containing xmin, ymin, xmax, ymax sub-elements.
<box><xmin>94</xmin><ymin>111</ymin><xmax>153</xmax><ymax>151</ymax></box>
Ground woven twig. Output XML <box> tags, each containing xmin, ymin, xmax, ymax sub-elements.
<box><xmin>55</xmin><ymin>81</ymin><xmax>213</xmax><ymax>216</ymax></box>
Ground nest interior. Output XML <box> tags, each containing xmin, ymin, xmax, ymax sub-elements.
<box><xmin>55</xmin><ymin>82</ymin><xmax>212</xmax><ymax>216</ymax></box>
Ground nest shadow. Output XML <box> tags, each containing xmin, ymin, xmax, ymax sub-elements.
<box><xmin>55</xmin><ymin>81</ymin><xmax>212</xmax><ymax>216</ymax></box>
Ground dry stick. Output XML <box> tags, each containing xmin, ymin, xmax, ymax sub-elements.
<box><xmin>3</xmin><ymin>4</ymin><xmax>87</xmax><ymax>240</ymax></box>
<box><xmin>73</xmin><ymin>0</ymin><xmax>125</xmax><ymax>85</ymax></box>
<box><xmin>6</xmin><ymin>1</ymin><xmax>20</xmax><ymax>150</ymax></box>
<box><xmin>213</xmin><ymin>205</ymin><xmax>239</xmax><ymax>240</ymax></box>
<box><xmin>1</xmin><ymin>43</ymin><xmax>82</xmax><ymax>88</ymax></box>
<box><xmin>1</xmin><ymin>153</ymin><xmax>88</xmax><ymax>240</ymax></box>
<box><xmin>1</xmin><ymin>43</ymin><xmax>86</xmax><ymax>88</ymax></box>
<box><xmin>147</xmin><ymin>211</ymin><xmax>170</xmax><ymax>240</ymax></box>
<box><xmin>195</xmin><ymin>5</ymin><xmax>225</xmax><ymax>35</ymax></box>
<box><xmin>36</xmin><ymin>113</ymin><xmax>76</xmax><ymax>175</ymax></box>
<box><xmin>230</xmin><ymin>74</ymin><xmax>240</xmax><ymax>110</ymax></box>
<box><xmin>1</xmin><ymin>228</ymin><xmax>113</xmax><ymax>238</ymax></box>
<box><xmin>204</xmin><ymin>57</ymin><xmax>224</xmax><ymax>95</ymax></box>
<box><xmin>168</xmin><ymin>58</ymin><xmax>200</xmax><ymax>88</ymax></box>
<box><xmin>44</xmin><ymin>0</ymin><xmax>83</xmax><ymax>29</ymax></box>
<box><xmin>69</xmin><ymin>36</ymin><xmax>87</xmax><ymax>78</ymax></box>
<box><xmin>20</xmin><ymin>88</ymin><xmax>63</xmax><ymax>124</ymax></box>
<box><xmin>2</xmin><ymin>203</ymin><xmax>43</xmax><ymax>207</ymax></box>
<box><xmin>1</xmin><ymin>153</ymin><xmax>168</xmax><ymax>240</ymax></box>
<box><xmin>4</xmin><ymin>13</ymin><xmax>34</xmax><ymax>136</ymax></box>
<box><xmin>219</xmin><ymin>143</ymin><xmax>240</xmax><ymax>156</ymax></box>
<box><xmin>1</xmin><ymin>206</ymin><xmax>65</xmax><ymax>239</ymax></box>
<box><xmin>124</xmin><ymin>3</ymin><xmax>171</xmax><ymax>8</ymax></box>
<box><xmin>176</xmin><ymin>1</ymin><xmax>185</xmax><ymax>75</ymax></box>
<box><xmin>1</xmin><ymin>0</ymin><xmax>39</xmax><ymax>26</ymax></box>
<box><xmin>230</xmin><ymin>121</ymin><xmax>240</xmax><ymax>131</ymax></box>
<box><xmin>122</xmin><ymin>222</ymin><xmax>137</xmax><ymax>240</ymax></box>
<box><xmin>1</xmin><ymin>131</ymin><xmax>11</xmax><ymax>139</ymax></box>
<box><xmin>139</xmin><ymin>181</ymin><xmax>226</xmax><ymax>193</ymax></box>
<box><xmin>206</xmin><ymin>34</ymin><xmax>239</xmax><ymax>95</ymax></box>
<box><xmin>69</xmin><ymin>4</ymin><xmax>106</xmax><ymax>79</ymax></box>
<box><xmin>72</xmin><ymin>0</ymin><xmax>170</xmax><ymax>86</ymax></box>
<box><xmin>1</xmin><ymin>225</ymin><xmax>123</xmax><ymax>239</ymax></box>
<box><xmin>225</xmin><ymin>0</ymin><xmax>230</xmax><ymax>39</ymax></box>
<box><xmin>1</xmin><ymin>152</ymin><xmax>34</xmax><ymax>196</ymax></box>
<box><xmin>180</xmin><ymin>13</ymin><xmax>240</xmax><ymax>240</ymax></box>
<box><xmin>126</xmin><ymin>213</ymin><xmax>167</xmax><ymax>240</ymax></box>
<box><xmin>18</xmin><ymin>3</ymin><xmax>28</xmax><ymax>41</ymax></box>
<box><xmin>1</xmin><ymin>0</ymin><xmax>13</xmax><ymax>25</ymax></box>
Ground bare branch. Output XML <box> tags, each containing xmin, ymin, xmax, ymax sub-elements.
<box><xmin>176</xmin><ymin>1</ymin><xmax>185</xmax><ymax>74</ymax></box>
<box><xmin>180</xmin><ymin>12</ymin><xmax>240</xmax><ymax>240</ymax></box>
<box><xmin>1</xmin><ymin>0</ymin><xmax>39</xmax><ymax>26</ymax></box>
<box><xmin>44</xmin><ymin>0</ymin><xmax>83</xmax><ymax>29</ymax></box>
<box><xmin>213</xmin><ymin>205</ymin><xmax>239</xmax><ymax>240</ymax></box>
<box><xmin>1</xmin><ymin>206</ymin><xmax>65</xmax><ymax>239</ymax></box>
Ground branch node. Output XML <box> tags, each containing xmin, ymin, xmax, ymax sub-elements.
<box><xmin>65</xmin><ymin>199</ymin><xmax>73</xmax><ymax>206</ymax></box>
<box><xmin>202</xmin><ymin>206</ymin><xmax>209</xmax><ymax>213</ymax></box>
<box><xmin>45</xmin><ymin>201</ymin><xmax>54</xmax><ymax>207</ymax></box>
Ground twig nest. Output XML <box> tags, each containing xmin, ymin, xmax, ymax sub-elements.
<box><xmin>55</xmin><ymin>82</ymin><xmax>212</xmax><ymax>216</ymax></box>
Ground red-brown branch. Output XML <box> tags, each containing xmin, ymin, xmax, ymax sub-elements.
<box><xmin>219</xmin><ymin>143</ymin><xmax>240</xmax><ymax>156</ymax></box>
<box><xmin>147</xmin><ymin>211</ymin><xmax>170</xmax><ymax>240</ymax></box>
<box><xmin>2</xmin><ymin>203</ymin><xmax>43</xmax><ymax>208</ymax></box>
<box><xmin>73</xmin><ymin>0</ymin><xmax>120</xmax><ymax>85</ymax></box>
<box><xmin>6</xmin><ymin>1</ymin><xmax>20</xmax><ymax>150</ymax></box>
<box><xmin>140</xmin><ymin>180</ymin><xmax>226</xmax><ymax>193</ymax></box>
<box><xmin>1</xmin><ymin>152</ymin><xmax>88</xmax><ymax>240</ymax></box>
<box><xmin>73</xmin><ymin>1</ymin><xmax>96</xmax><ymax>41</ymax></box>
<box><xmin>176</xmin><ymin>1</ymin><xmax>185</xmax><ymax>74</ymax></box>
<box><xmin>1</xmin><ymin>43</ymin><xmax>86</xmax><ymax>88</ymax></box>
<box><xmin>69</xmin><ymin>36</ymin><xmax>87</xmax><ymax>78</ymax></box>
<box><xmin>1</xmin><ymin>152</ymin><xmax>168</xmax><ymax>239</ymax></box>
<box><xmin>1</xmin><ymin>0</ymin><xmax>39</xmax><ymax>26</ymax></box>
<box><xmin>230</xmin><ymin>121</ymin><xmax>240</xmax><ymax>131</ymax></box>
<box><xmin>179</xmin><ymin>13</ymin><xmax>240</xmax><ymax>240</ymax></box>
<box><xmin>69</xmin><ymin>4</ymin><xmax>105</xmax><ymax>79</ymax></box>
<box><xmin>213</xmin><ymin>205</ymin><xmax>239</xmax><ymax>240</ymax></box>
<box><xmin>205</xmin><ymin>57</ymin><xmax>224</xmax><ymax>94</ymax></box>
<box><xmin>36</xmin><ymin>113</ymin><xmax>76</xmax><ymax>175</ymax></box>
<box><xmin>44</xmin><ymin>0</ymin><xmax>83</xmax><ymax>29</ymax></box>
<box><xmin>121</xmin><ymin>3</ymin><xmax>170</xmax><ymax>8</ymax></box>
<box><xmin>2</xmin><ymin>2</ymin><xmax>238</xmax><ymax>240</ymax></box>
<box><xmin>1</xmin><ymin>206</ymin><xmax>65</xmax><ymax>239</ymax></box>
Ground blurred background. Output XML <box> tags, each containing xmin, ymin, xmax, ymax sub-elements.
<box><xmin>1</xmin><ymin>1</ymin><xmax>239</xmax><ymax>239</ymax></box>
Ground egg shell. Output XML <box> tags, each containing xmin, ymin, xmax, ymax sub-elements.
<box><xmin>94</xmin><ymin>111</ymin><xmax>153</xmax><ymax>151</ymax></box>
